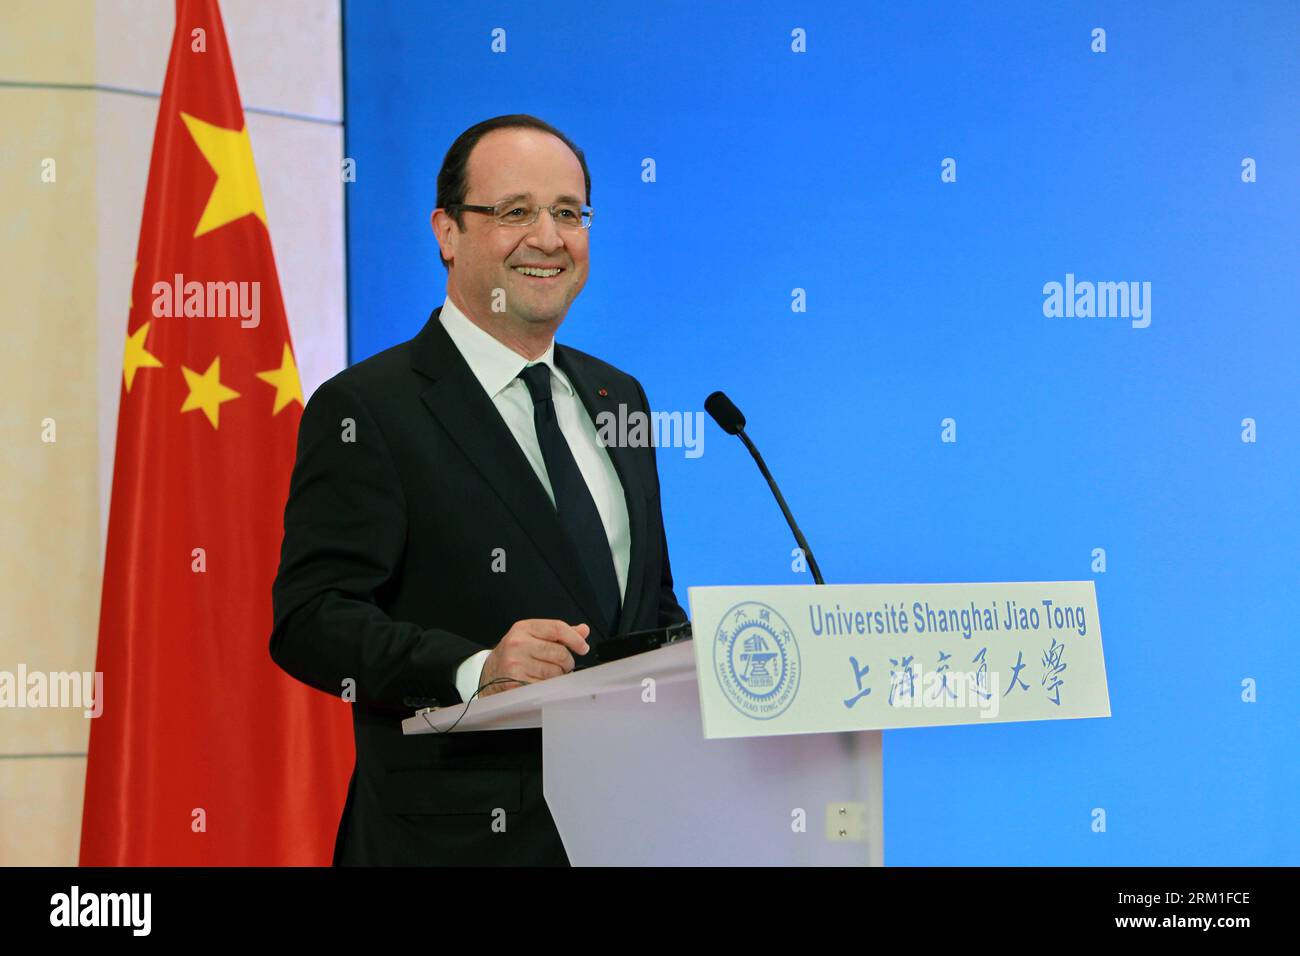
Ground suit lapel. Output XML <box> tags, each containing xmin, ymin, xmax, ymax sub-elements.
<box><xmin>409</xmin><ymin>309</ymin><xmax>611</xmax><ymax>637</ymax></box>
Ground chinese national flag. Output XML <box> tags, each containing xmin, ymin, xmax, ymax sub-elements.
<box><xmin>81</xmin><ymin>0</ymin><xmax>353</xmax><ymax>865</ymax></box>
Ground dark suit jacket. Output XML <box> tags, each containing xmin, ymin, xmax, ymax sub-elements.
<box><xmin>269</xmin><ymin>307</ymin><xmax>688</xmax><ymax>866</ymax></box>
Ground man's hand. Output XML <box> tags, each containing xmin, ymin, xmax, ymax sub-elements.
<box><xmin>477</xmin><ymin>619</ymin><xmax>591</xmax><ymax>698</ymax></box>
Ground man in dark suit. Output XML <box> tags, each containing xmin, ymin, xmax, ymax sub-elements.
<box><xmin>269</xmin><ymin>114</ymin><xmax>687</xmax><ymax>865</ymax></box>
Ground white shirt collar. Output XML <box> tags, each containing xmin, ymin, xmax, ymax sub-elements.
<box><xmin>438</xmin><ymin>295</ymin><xmax>575</xmax><ymax>400</ymax></box>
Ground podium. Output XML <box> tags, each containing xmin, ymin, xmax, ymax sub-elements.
<box><xmin>403</xmin><ymin>639</ymin><xmax>884</xmax><ymax>866</ymax></box>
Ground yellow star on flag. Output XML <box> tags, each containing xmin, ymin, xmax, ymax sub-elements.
<box><xmin>180</xmin><ymin>356</ymin><xmax>240</xmax><ymax>429</ymax></box>
<box><xmin>255</xmin><ymin>343</ymin><xmax>305</xmax><ymax>415</ymax></box>
<box><xmin>180</xmin><ymin>111</ymin><xmax>268</xmax><ymax>238</ymax></box>
<box><xmin>123</xmin><ymin>321</ymin><xmax>163</xmax><ymax>392</ymax></box>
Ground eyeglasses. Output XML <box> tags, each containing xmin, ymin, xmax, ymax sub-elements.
<box><xmin>446</xmin><ymin>198</ymin><xmax>594</xmax><ymax>230</ymax></box>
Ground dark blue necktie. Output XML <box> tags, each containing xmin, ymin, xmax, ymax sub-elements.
<box><xmin>518</xmin><ymin>363</ymin><xmax>621</xmax><ymax>636</ymax></box>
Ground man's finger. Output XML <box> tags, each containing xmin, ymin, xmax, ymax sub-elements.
<box><xmin>527</xmin><ymin>619</ymin><xmax>591</xmax><ymax>654</ymax></box>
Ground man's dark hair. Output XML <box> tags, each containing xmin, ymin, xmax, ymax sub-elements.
<box><xmin>435</xmin><ymin>114</ymin><xmax>591</xmax><ymax>270</ymax></box>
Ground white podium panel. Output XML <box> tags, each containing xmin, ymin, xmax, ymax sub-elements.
<box><xmin>542</xmin><ymin>678</ymin><xmax>883</xmax><ymax>866</ymax></box>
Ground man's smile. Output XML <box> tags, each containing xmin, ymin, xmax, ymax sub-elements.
<box><xmin>512</xmin><ymin>264</ymin><xmax>566</xmax><ymax>281</ymax></box>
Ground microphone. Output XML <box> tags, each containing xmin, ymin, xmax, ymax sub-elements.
<box><xmin>704</xmin><ymin>391</ymin><xmax>825</xmax><ymax>585</ymax></box>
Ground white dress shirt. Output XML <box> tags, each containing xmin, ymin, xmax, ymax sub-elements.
<box><xmin>438</xmin><ymin>295</ymin><xmax>632</xmax><ymax>703</ymax></box>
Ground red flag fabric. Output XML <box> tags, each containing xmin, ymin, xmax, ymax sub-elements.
<box><xmin>81</xmin><ymin>0</ymin><xmax>353</xmax><ymax>865</ymax></box>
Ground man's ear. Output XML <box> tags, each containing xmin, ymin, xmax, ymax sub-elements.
<box><xmin>431</xmin><ymin>208</ymin><xmax>456</xmax><ymax>264</ymax></box>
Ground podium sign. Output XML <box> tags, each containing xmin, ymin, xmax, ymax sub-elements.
<box><xmin>688</xmin><ymin>582</ymin><xmax>1110</xmax><ymax>740</ymax></box>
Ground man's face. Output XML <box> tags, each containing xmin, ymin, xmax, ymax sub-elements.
<box><xmin>435</xmin><ymin>128</ymin><xmax>589</xmax><ymax>331</ymax></box>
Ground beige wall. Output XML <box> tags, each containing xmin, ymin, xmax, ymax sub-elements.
<box><xmin>0</xmin><ymin>0</ymin><xmax>346</xmax><ymax>865</ymax></box>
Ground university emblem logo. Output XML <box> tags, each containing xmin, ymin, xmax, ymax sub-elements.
<box><xmin>713</xmin><ymin>602</ymin><xmax>800</xmax><ymax>720</ymax></box>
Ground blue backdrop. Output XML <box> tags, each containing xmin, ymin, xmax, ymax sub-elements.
<box><xmin>341</xmin><ymin>0</ymin><xmax>1299</xmax><ymax>864</ymax></box>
